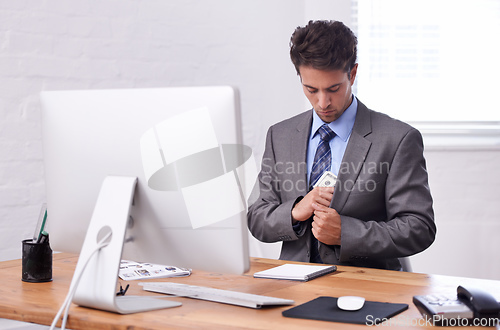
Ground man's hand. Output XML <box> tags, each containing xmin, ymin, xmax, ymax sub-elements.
<box><xmin>311</xmin><ymin>202</ymin><xmax>341</xmax><ymax>245</ymax></box>
<box><xmin>291</xmin><ymin>187</ymin><xmax>334</xmax><ymax>222</ymax></box>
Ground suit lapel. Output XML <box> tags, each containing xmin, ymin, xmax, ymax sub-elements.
<box><xmin>332</xmin><ymin>100</ymin><xmax>372</xmax><ymax>212</ymax></box>
<box><xmin>290</xmin><ymin>111</ymin><xmax>312</xmax><ymax>197</ymax></box>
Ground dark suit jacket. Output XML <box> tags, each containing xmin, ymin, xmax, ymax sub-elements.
<box><xmin>247</xmin><ymin>99</ymin><xmax>436</xmax><ymax>270</ymax></box>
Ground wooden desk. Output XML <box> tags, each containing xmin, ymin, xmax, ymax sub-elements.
<box><xmin>0</xmin><ymin>253</ymin><xmax>499</xmax><ymax>329</ymax></box>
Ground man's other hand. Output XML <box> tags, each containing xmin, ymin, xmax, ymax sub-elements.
<box><xmin>291</xmin><ymin>187</ymin><xmax>334</xmax><ymax>222</ymax></box>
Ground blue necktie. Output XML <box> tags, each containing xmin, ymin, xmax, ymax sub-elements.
<box><xmin>309</xmin><ymin>124</ymin><xmax>335</xmax><ymax>263</ymax></box>
<box><xmin>309</xmin><ymin>124</ymin><xmax>336</xmax><ymax>190</ymax></box>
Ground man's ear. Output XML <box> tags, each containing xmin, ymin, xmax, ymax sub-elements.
<box><xmin>349</xmin><ymin>63</ymin><xmax>358</xmax><ymax>84</ymax></box>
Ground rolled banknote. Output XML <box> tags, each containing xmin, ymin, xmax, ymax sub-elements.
<box><xmin>313</xmin><ymin>171</ymin><xmax>337</xmax><ymax>188</ymax></box>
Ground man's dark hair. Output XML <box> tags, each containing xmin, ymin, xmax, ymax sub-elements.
<box><xmin>290</xmin><ymin>20</ymin><xmax>357</xmax><ymax>75</ymax></box>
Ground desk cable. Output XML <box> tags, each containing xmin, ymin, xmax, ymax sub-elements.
<box><xmin>50</xmin><ymin>232</ymin><xmax>112</xmax><ymax>330</ymax></box>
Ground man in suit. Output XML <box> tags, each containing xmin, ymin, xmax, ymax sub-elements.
<box><xmin>247</xmin><ymin>20</ymin><xmax>436</xmax><ymax>270</ymax></box>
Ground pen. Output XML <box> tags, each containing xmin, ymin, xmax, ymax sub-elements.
<box><xmin>33</xmin><ymin>203</ymin><xmax>48</xmax><ymax>243</ymax></box>
<box><xmin>38</xmin><ymin>231</ymin><xmax>49</xmax><ymax>244</ymax></box>
<box><xmin>36</xmin><ymin>209</ymin><xmax>48</xmax><ymax>243</ymax></box>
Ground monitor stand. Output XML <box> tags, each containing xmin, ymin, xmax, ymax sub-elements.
<box><xmin>70</xmin><ymin>176</ymin><xmax>181</xmax><ymax>314</ymax></box>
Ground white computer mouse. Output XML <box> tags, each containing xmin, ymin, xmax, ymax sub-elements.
<box><xmin>337</xmin><ymin>296</ymin><xmax>365</xmax><ymax>311</ymax></box>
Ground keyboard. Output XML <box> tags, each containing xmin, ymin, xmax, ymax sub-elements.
<box><xmin>140</xmin><ymin>282</ymin><xmax>295</xmax><ymax>309</ymax></box>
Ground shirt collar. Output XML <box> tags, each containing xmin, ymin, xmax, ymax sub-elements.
<box><xmin>310</xmin><ymin>95</ymin><xmax>357</xmax><ymax>142</ymax></box>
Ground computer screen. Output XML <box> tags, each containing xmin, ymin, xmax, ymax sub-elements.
<box><xmin>40</xmin><ymin>86</ymin><xmax>255</xmax><ymax>277</ymax></box>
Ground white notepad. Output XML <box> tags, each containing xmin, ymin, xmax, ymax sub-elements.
<box><xmin>253</xmin><ymin>264</ymin><xmax>337</xmax><ymax>281</ymax></box>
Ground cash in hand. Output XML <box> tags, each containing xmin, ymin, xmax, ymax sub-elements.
<box><xmin>313</xmin><ymin>171</ymin><xmax>337</xmax><ymax>188</ymax></box>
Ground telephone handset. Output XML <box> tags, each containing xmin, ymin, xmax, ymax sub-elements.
<box><xmin>413</xmin><ymin>286</ymin><xmax>500</xmax><ymax>326</ymax></box>
<box><xmin>457</xmin><ymin>286</ymin><xmax>499</xmax><ymax>320</ymax></box>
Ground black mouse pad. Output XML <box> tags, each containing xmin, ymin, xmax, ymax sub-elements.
<box><xmin>282</xmin><ymin>296</ymin><xmax>408</xmax><ymax>325</ymax></box>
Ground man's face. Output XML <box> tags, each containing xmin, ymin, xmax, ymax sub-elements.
<box><xmin>299</xmin><ymin>64</ymin><xmax>358</xmax><ymax>123</ymax></box>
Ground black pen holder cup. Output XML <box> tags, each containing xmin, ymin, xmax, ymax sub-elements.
<box><xmin>22</xmin><ymin>238</ymin><xmax>52</xmax><ymax>282</ymax></box>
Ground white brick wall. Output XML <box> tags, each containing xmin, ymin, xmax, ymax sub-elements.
<box><xmin>0</xmin><ymin>0</ymin><xmax>312</xmax><ymax>261</ymax></box>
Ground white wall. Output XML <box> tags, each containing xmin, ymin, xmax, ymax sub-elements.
<box><xmin>411</xmin><ymin>148</ymin><xmax>500</xmax><ymax>280</ymax></box>
<box><xmin>0</xmin><ymin>0</ymin><xmax>303</xmax><ymax>261</ymax></box>
<box><xmin>0</xmin><ymin>0</ymin><xmax>352</xmax><ymax>261</ymax></box>
<box><xmin>1</xmin><ymin>0</ymin><xmax>498</xmax><ymax>281</ymax></box>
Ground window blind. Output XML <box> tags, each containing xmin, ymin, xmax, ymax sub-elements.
<box><xmin>354</xmin><ymin>0</ymin><xmax>500</xmax><ymax>123</ymax></box>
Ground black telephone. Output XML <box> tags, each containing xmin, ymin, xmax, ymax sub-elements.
<box><xmin>413</xmin><ymin>286</ymin><xmax>500</xmax><ymax>326</ymax></box>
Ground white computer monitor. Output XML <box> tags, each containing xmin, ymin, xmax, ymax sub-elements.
<box><xmin>40</xmin><ymin>86</ymin><xmax>257</xmax><ymax>314</ymax></box>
